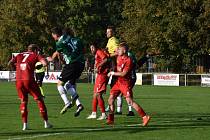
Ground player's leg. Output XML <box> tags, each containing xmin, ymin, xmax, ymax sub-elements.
<box><xmin>116</xmin><ymin>94</ymin><xmax>123</xmax><ymax>115</ymax></box>
<box><xmin>20</xmin><ymin>99</ymin><xmax>28</xmax><ymax>130</ymax></box>
<box><xmin>120</xmin><ymin>83</ymin><xmax>150</xmax><ymax>126</ymax></box>
<box><xmin>126</xmin><ymin>78</ymin><xmax>136</xmax><ymax>116</ymax></box>
<box><xmin>96</xmin><ymin>93</ymin><xmax>106</xmax><ymax>120</ymax></box>
<box><xmin>36</xmin><ymin>72</ymin><xmax>45</xmax><ymax>97</ymax></box>
<box><xmin>29</xmin><ymin>82</ymin><xmax>53</xmax><ymax>128</ymax></box>
<box><xmin>64</xmin><ymin>62</ymin><xmax>85</xmax><ymax>117</ymax></box>
<box><xmin>105</xmin><ymin>105</ymin><xmax>110</xmax><ymax>112</ymax></box>
<box><xmin>57</xmin><ymin>65</ymin><xmax>73</xmax><ymax>114</ymax></box>
<box><xmin>39</xmin><ymin>86</ymin><xmax>44</xmax><ymax>97</ymax></box>
<box><xmin>57</xmin><ymin>80</ymin><xmax>72</xmax><ymax>114</ymax></box>
<box><xmin>107</xmin><ymin>94</ymin><xmax>115</xmax><ymax>124</ymax></box>
<box><xmin>64</xmin><ymin>81</ymin><xmax>79</xmax><ymax>103</ymax></box>
<box><xmin>126</xmin><ymin>100</ymin><xmax>135</xmax><ymax>116</ymax></box>
<box><xmin>16</xmin><ymin>82</ymin><xmax>29</xmax><ymax>130</ymax></box>
<box><xmin>87</xmin><ymin>93</ymin><xmax>97</xmax><ymax>119</ymax></box>
<box><xmin>73</xmin><ymin>62</ymin><xmax>85</xmax><ymax>117</ymax></box>
<box><xmin>91</xmin><ymin>74</ymin><xmax>107</xmax><ymax>120</ymax></box>
<box><xmin>105</xmin><ymin>76</ymin><xmax>111</xmax><ymax>112</ymax></box>
<box><xmin>36</xmin><ymin>98</ymin><xmax>52</xmax><ymax>128</ymax></box>
<box><xmin>39</xmin><ymin>72</ymin><xmax>45</xmax><ymax>97</ymax></box>
<box><xmin>64</xmin><ymin>81</ymin><xmax>84</xmax><ymax>117</ymax></box>
<box><xmin>107</xmin><ymin>83</ymin><xmax>120</xmax><ymax>124</ymax></box>
<box><xmin>126</xmin><ymin>97</ymin><xmax>150</xmax><ymax>126</ymax></box>
<box><xmin>105</xmin><ymin>75</ymin><xmax>117</xmax><ymax>112</ymax></box>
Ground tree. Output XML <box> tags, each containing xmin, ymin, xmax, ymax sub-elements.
<box><xmin>0</xmin><ymin>0</ymin><xmax>55</xmax><ymax>69</ymax></box>
<box><xmin>0</xmin><ymin>0</ymin><xmax>124</xmax><ymax>70</ymax></box>
<box><xmin>53</xmin><ymin>0</ymin><xmax>123</xmax><ymax>46</ymax></box>
<box><xmin>120</xmin><ymin>0</ymin><xmax>210</xmax><ymax>73</ymax></box>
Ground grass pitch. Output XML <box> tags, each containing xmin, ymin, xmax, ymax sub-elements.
<box><xmin>0</xmin><ymin>82</ymin><xmax>210</xmax><ymax>140</ymax></box>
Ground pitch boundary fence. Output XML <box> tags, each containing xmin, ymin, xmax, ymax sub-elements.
<box><xmin>0</xmin><ymin>71</ymin><xmax>210</xmax><ymax>87</ymax></box>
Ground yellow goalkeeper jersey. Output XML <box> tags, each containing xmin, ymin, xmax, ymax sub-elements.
<box><xmin>106</xmin><ymin>36</ymin><xmax>119</xmax><ymax>54</ymax></box>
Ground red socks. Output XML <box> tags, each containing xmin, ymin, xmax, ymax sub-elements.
<box><xmin>37</xmin><ymin>100</ymin><xmax>48</xmax><ymax>121</ymax></box>
<box><xmin>97</xmin><ymin>96</ymin><xmax>105</xmax><ymax>113</ymax></box>
<box><xmin>20</xmin><ymin>101</ymin><xmax>28</xmax><ymax>123</ymax></box>
<box><xmin>92</xmin><ymin>96</ymin><xmax>98</xmax><ymax>112</ymax></box>
<box><xmin>137</xmin><ymin>106</ymin><xmax>146</xmax><ymax>118</ymax></box>
<box><xmin>107</xmin><ymin>113</ymin><xmax>114</xmax><ymax>124</ymax></box>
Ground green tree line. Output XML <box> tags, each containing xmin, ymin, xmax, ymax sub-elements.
<box><xmin>0</xmin><ymin>0</ymin><xmax>209</xmax><ymax>73</ymax></box>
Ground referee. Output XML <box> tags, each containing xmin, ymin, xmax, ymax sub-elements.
<box><xmin>35</xmin><ymin>61</ymin><xmax>48</xmax><ymax>97</ymax></box>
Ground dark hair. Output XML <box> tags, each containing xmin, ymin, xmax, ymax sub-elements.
<box><xmin>90</xmin><ymin>41</ymin><xmax>98</xmax><ymax>49</ymax></box>
<box><xmin>62</xmin><ymin>27</ymin><xmax>74</xmax><ymax>37</ymax></box>
<box><xmin>119</xmin><ymin>42</ymin><xmax>129</xmax><ymax>52</ymax></box>
<box><xmin>28</xmin><ymin>44</ymin><xmax>39</xmax><ymax>52</ymax></box>
<box><xmin>51</xmin><ymin>27</ymin><xmax>62</xmax><ymax>36</ymax></box>
<box><xmin>107</xmin><ymin>25</ymin><xmax>116</xmax><ymax>32</ymax></box>
<box><xmin>107</xmin><ymin>25</ymin><xmax>114</xmax><ymax>30</ymax></box>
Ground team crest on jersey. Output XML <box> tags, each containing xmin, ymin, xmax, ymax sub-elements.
<box><xmin>20</xmin><ymin>63</ymin><xmax>27</xmax><ymax>70</ymax></box>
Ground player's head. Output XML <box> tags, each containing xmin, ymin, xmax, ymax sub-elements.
<box><xmin>106</xmin><ymin>26</ymin><xmax>115</xmax><ymax>38</ymax></box>
<box><xmin>51</xmin><ymin>27</ymin><xmax>63</xmax><ymax>41</ymax></box>
<box><xmin>118</xmin><ymin>42</ymin><xmax>129</xmax><ymax>56</ymax></box>
<box><xmin>28</xmin><ymin>44</ymin><xmax>39</xmax><ymax>53</ymax></box>
<box><xmin>90</xmin><ymin>42</ymin><xmax>98</xmax><ymax>55</ymax></box>
<box><xmin>62</xmin><ymin>27</ymin><xmax>74</xmax><ymax>37</ymax></box>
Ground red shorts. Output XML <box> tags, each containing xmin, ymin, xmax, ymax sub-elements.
<box><xmin>94</xmin><ymin>74</ymin><xmax>108</xmax><ymax>93</ymax></box>
<box><xmin>110</xmin><ymin>80</ymin><xmax>133</xmax><ymax>98</ymax></box>
<box><xmin>16</xmin><ymin>80</ymin><xmax>42</xmax><ymax>102</ymax></box>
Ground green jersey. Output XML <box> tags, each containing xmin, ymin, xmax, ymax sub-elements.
<box><xmin>128</xmin><ymin>51</ymin><xmax>137</xmax><ymax>68</ymax></box>
<box><xmin>56</xmin><ymin>35</ymin><xmax>85</xmax><ymax>64</ymax></box>
<box><xmin>128</xmin><ymin>51</ymin><xmax>137</xmax><ymax>79</ymax></box>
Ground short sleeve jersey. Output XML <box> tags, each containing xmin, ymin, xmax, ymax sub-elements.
<box><xmin>95</xmin><ymin>49</ymin><xmax>109</xmax><ymax>74</ymax></box>
<box><xmin>56</xmin><ymin>35</ymin><xmax>85</xmax><ymax>64</ymax></box>
<box><xmin>116</xmin><ymin>55</ymin><xmax>133</xmax><ymax>82</ymax></box>
<box><xmin>106</xmin><ymin>36</ymin><xmax>119</xmax><ymax>55</ymax></box>
<box><xmin>11</xmin><ymin>52</ymin><xmax>44</xmax><ymax>80</ymax></box>
<box><xmin>35</xmin><ymin>62</ymin><xmax>45</xmax><ymax>73</ymax></box>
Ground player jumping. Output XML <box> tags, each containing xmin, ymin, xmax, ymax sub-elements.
<box><xmin>47</xmin><ymin>27</ymin><xmax>85</xmax><ymax>117</ymax></box>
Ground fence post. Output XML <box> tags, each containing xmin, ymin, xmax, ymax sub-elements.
<box><xmin>91</xmin><ymin>72</ymin><xmax>94</xmax><ymax>84</ymax></box>
<box><xmin>185</xmin><ymin>74</ymin><xmax>187</xmax><ymax>86</ymax></box>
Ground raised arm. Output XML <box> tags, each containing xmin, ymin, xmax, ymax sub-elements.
<box><xmin>46</xmin><ymin>51</ymin><xmax>60</xmax><ymax>62</ymax></box>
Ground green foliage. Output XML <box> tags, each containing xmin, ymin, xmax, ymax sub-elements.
<box><xmin>54</xmin><ymin>0</ymin><xmax>123</xmax><ymax>47</ymax></box>
<box><xmin>0</xmin><ymin>0</ymin><xmax>209</xmax><ymax>72</ymax></box>
<box><xmin>0</xmin><ymin>0</ymin><xmax>123</xmax><ymax>69</ymax></box>
<box><xmin>120</xmin><ymin>0</ymin><xmax>210</xmax><ymax>73</ymax></box>
<box><xmin>0</xmin><ymin>0</ymin><xmax>55</xmax><ymax>69</ymax></box>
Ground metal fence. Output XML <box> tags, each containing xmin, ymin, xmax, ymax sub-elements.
<box><xmin>83</xmin><ymin>72</ymin><xmax>206</xmax><ymax>86</ymax></box>
<box><xmin>141</xmin><ymin>73</ymin><xmax>202</xmax><ymax>86</ymax></box>
<box><xmin>0</xmin><ymin>71</ymin><xmax>209</xmax><ymax>87</ymax></box>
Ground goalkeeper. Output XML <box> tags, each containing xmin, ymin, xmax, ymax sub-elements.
<box><xmin>35</xmin><ymin>61</ymin><xmax>48</xmax><ymax>97</ymax></box>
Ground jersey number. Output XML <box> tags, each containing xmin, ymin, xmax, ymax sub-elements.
<box><xmin>67</xmin><ymin>41</ymin><xmax>77</xmax><ymax>52</ymax></box>
<box><xmin>22</xmin><ymin>54</ymin><xmax>30</xmax><ymax>62</ymax></box>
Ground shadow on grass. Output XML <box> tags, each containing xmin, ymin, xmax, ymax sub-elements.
<box><xmin>1</xmin><ymin>115</ymin><xmax>210</xmax><ymax>138</ymax></box>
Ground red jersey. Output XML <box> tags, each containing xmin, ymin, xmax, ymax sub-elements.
<box><xmin>95</xmin><ymin>49</ymin><xmax>109</xmax><ymax>74</ymax></box>
<box><xmin>116</xmin><ymin>55</ymin><xmax>133</xmax><ymax>83</ymax></box>
<box><xmin>11</xmin><ymin>51</ymin><xmax>45</xmax><ymax>81</ymax></box>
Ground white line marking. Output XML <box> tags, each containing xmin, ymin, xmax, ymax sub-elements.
<box><xmin>126</xmin><ymin>123</ymin><xmax>142</xmax><ymax>127</ymax></box>
<box><xmin>8</xmin><ymin>132</ymin><xmax>65</xmax><ymax>140</ymax></box>
<box><xmin>7</xmin><ymin>124</ymin><xmax>142</xmax><ymax>140</ymax></box>
<box><xmin>7</xmin><ymin>118</ymin><xmax>202</xmax><ymax>140</ymax></box>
